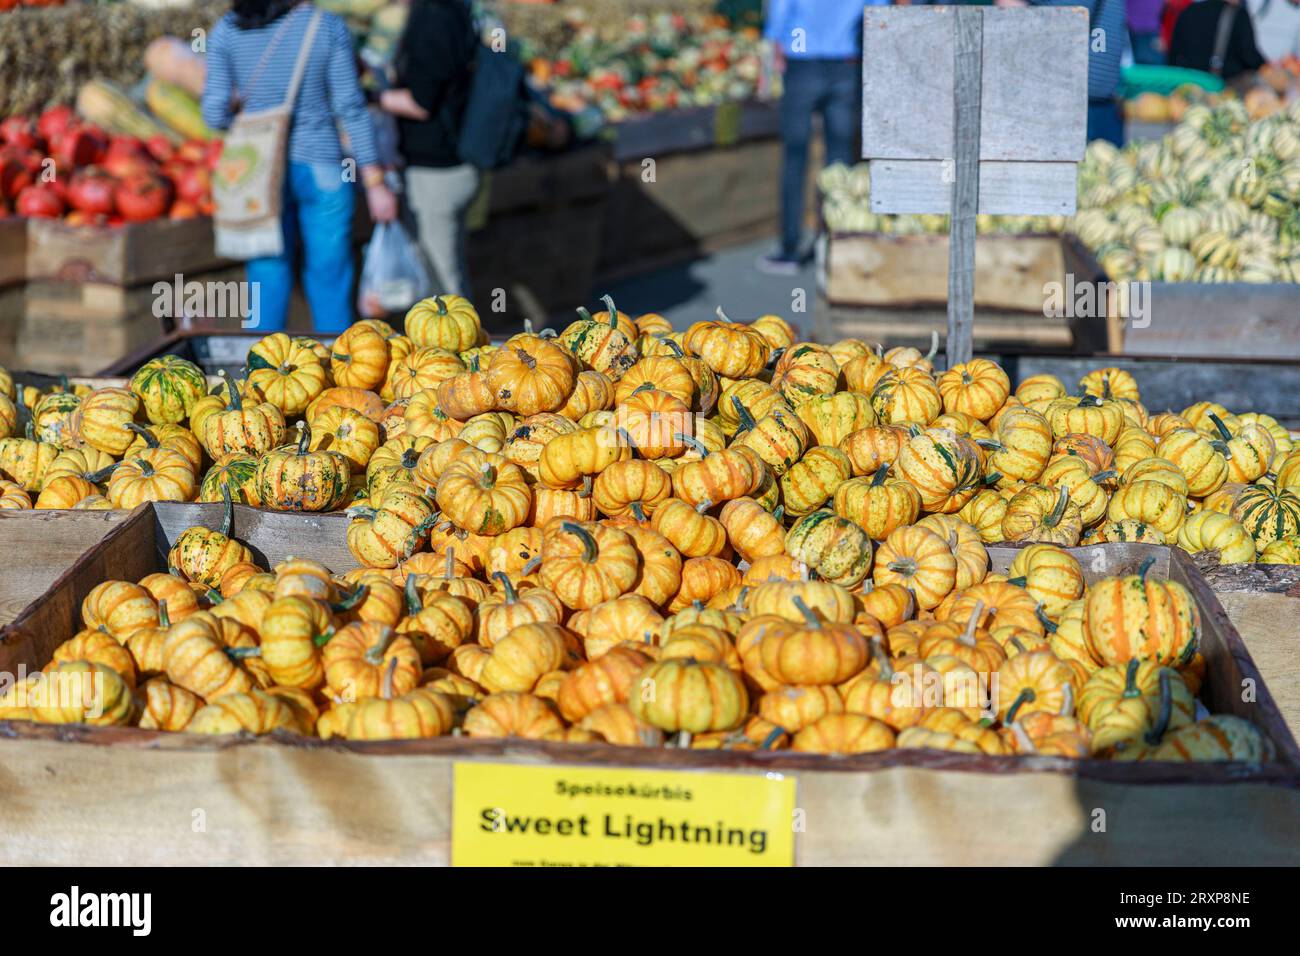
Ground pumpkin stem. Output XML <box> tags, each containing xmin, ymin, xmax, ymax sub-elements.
<box><xmin>363</xmin><ymin>627</ymin><xmax>397</xmax><ymax>665</ymax></box>
<box><xmin>218</xmin><ymin>481</ymin><xmax>235</xmax><ymax>539</ymax></box>
<box><xmin>1143</xmin><ymin>668</ymin><xmax>1174</xmax><ymax>745</ymax></box>
<box><xmin>1120</xmin><ymin>657</ymin><xmax>1142</xmax><ymax>698</ymax></box>
<box><xmin>381</xmin><ymin>656</ymin><xmax>398</xmax><ymax>701</ymax></box>
<box><xmin>630</xmin><ymin>500</ymin><xmax>647</xmax><ymax>523</ymax></box>
<box><xmin>124</xmin><ymin>422</ymin><xmax>159</xmax><ymax>448</ymax></box>
<box><xmin>694</xmin><ymin>498</ymin><xmax>713</xmax><ymax>514</ymax></box>
<box><xmin>136</xmin><ymin>459</ymin><xmax>156</xmax><ymax>479</ymax></box>
<box><xmin>907</xmin><ymin>424</ymin><xmax>921</xmax><ymax>439</ymax></box>
<box><xmin>982</xmin><ymin>472</ymin><xmax>1003</xmax><ymax>486</ymax></box>
<box><xmin>657</xmin><ymin>335</ymin><xmax>685</xmax><ymax>358</ymax></box>
<box><xmin>924</xmin><ymin>329</ymin><xmax>939</xmax><ymax>361</ymax></box>
<box><xmin>579</xmin><ymin>474</ymin><xmax>593</xmax><ymax>499</ymax></box>
<box><xmin>676</xmin><ymin>433</ymin><xmax>709</xmax><ymax>457</ymax></box>
<box><xmin>204</xmin><ymin>587</ymin><xmax>224</xmax><ymax>605</ymax></box>
<box><xmin>1091</xmin><ymin>469</ymin><xmax>1118</xmax><ymax>484</ymax></box>
<box><xmin>600</xmin><ymin>294</ymin><xmax>619</xmax><ymax>328</ymax></box>
<box><xmin>85</xmin><ymin>463</ymin><xmax>119</xmax><ymax>484</ymax></box>
<box><xmin>225</xmin><ymin>646</ymin><xmax>261</xmax><ymax>661</ymax></box>
<box><xmin>479</xmin><ymin>461</ymin><xmax>497</xmax><ymax>488</ymax></box>
<box><xmin>730</xmin><ymin>396</ymin><xmax>757</xmax><ymax>433</ymax></box>
<box><xmin>468</xmin><ymin>355</ymin><xmax>480</xmax><ymax>373</ymax></box>
<box><xmin>331</xmin><ymin>583</ymin><xmax>369</xmax><ymax>612</ymax></box>
<box><xmin>1042</xmin><ymin>485</ymin><xmax>1070</xmax><ymax>528</ymax></box>
<box><xmin>870</xmin><ymin>637</ymin><xmax>894</xmax><ymax>681</ymax></box>
<box><xmin>886</xmin><ymin>558</ymin><xmax>917</xmax><ymax>576</ymax></box>
<box><xmin>871</xmin><ymin>463</ymin><xmax>891</xmax><ymax>487</ymax></box>
<box><xmin>520</xmin><ymin>554</ymin><xmax>542</xmax><ymax>576</ymax></box>
<box><xmin>1006</xmin><ymin>575</ymin><xmax>1027</xmax><ymax>587</ymax></box>
<box><xmin>1035</xmin><ymin>604</ymin><xmax>1058</xmax><ymax>634</ymax></box>
<box><xmin>790</xmin><ymin>595</ymin><xmax>822</xmax><ymax>629</ymax></box>
<box><xmin>961</xmin><ymin>600</ymin><xmax>985</xmax><ymax>646</ymax></box>
<box><xmin>560</xmin><ymin>521</ymin><xmax>598</xmax><ymax>563</ymax></box>
<box><xmin>677</xmin><ymin>730</ymin><xmax>693</xmax><ymax>749</ymax></box>
<box><xmin>404</xmin><ymin>514</ymin><xmax>441</xmax><ymax>558</ymax></box>
<box><xmin>1009</xmin><ymin>721</ymin><xmax>1037</xmax><ymax>755</ymax></box>
<box><xmin>1136</xmin><ymin>555</ymin><xmax>1156</xmax><ymax>581</ymax></box>
<box><xmin>492</xmin><ymin>570</ymin><xmax>518</xmax><ymax>603</ymax></box>
<box><xmin>514</xmin><ymin>346</ymin><xmax>538</xmax><ymax>370</ymax></box>
<box><xmin>1208</xmin><ymin>412</ymin><xmax>1234</xmax><ymax>444</ymax></box>
<box><xmin>1004</xmin><ymin>687</ymin><xmax>1036</xmax><ymax>724</ymax></box>
<box><xmin>974</xmin><ymin>438</ymin><xmax>1003</xmax><ymax>451</ymax></box>
<box><xmin>313</xmin><ymin>628</ymin><xmax>336</xmax><ymax>648</ymax></box>
<box><xmin>294</xmin><ymin>420</ymin><xmax>311</xmax><ymax>455</ymax></box>
<box><xmin>1059</xmin><ymin>682</ymin><xmax>1074</xmax><ymax>716</ymax></box>
<box><xmin>158</xmin><ymin>603</ymin><xmax>171</xmax><ymax>629</ymax></box>
<box><xmin>434</xmin><ymin>295</ymin><xmax>447</xmax><ymax>316</ymax></box>
<box><xmin>405</xmin><ymin>574</ymin><xmax>423</xmax><ymax>615</ymax></box>
<box><xmin>714</xmin><ymin>306</ymin><xmax>732</xmax><ymax>324</ymax></box>
<box><xmin>445</xmin><ymin>547</ymin><xmax>456</xmax><ymax>580</ymax></box>
<box><xmin>218</xmin><ymin>369</ymin><xmax>244</xmax><ymax>412</ymax></box>
<box><xmin>772</xmin><ymin>504</ymin><xmax>785</xmax><ymax>522</ymax></box>
<box><xmin>759</xmin><ymin>726</ymin><xmax>784</xmax><ymax>750</ymax></box>
<box><xmin>630</xmin><ymin>381</ymin><xmax>656</xmax><ymax>397</ymax></box>
<box><xmin>574</xmin><ymin>306</ymin><xmax>594</xmax><ymax>324</ymax></box>
<box><xmin>400</xmin><ymin>447</ymin><xmax>421</xmax><ymax>470</ymax></box>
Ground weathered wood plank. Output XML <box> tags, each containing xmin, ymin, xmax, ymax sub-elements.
<box><xmin>0</xmin><ymin>508</ymin><xmax>138</xmax><ymax>628</ymax></box>
<box><xmin>1218</xmin><ymin>591</ymin><xmax>1300</xmax><ymax>743</ymax></box>
<box><xmin>861</xmin><ymin>7</ymin><xmax>1088</xmax><ymax>163</ymax></box>
<box><xmin>1121</xmin><ymin>282</ymin><xmax>1300</xmax><ymax>360</ymax></box>
<box><xmin>25</xmin><ymin>217</ymin><xmax>230</xmax><ymax>286</ymax></box>
<box><xmin>946</xmin><ymin>7</ymin><xmax>982</xmax><ymax>368</ymax></box>
<box><xmin>824</xmin><ymin>233</ymin><xmax>1069</xmax><ymax>312</ymax></box>
<box><xmin>868</xmin><ymin>160</ymin><xmax>1079</xmax><ymax>216</ymax></box>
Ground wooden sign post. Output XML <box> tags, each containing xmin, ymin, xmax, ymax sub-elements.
<box><xmin>861</xmin><ymin>7</ymin><xmax>1089</xmax><ymax>367</ymax></box>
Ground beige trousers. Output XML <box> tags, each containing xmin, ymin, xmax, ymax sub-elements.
<box><xmin>403</xmin><ymin>163</ymin><xmax>480</xmax><ymax>297</ymax></box>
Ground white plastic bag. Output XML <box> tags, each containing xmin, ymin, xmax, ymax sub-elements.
<box><xmin>356</xmin><ymin>221</ymin><xmax>432</xmax><ymax>319</ymax></box>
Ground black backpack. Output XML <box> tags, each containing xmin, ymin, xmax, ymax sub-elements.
<box><xmin>456</xmin><ymin>35</ymin><xmax>529</xmax><ymax>170</ymax></box>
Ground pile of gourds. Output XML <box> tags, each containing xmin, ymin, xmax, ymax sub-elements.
<box><xmin>0</xmin><ymin>296</ymin><xmax>1281</xmax><ymax>762</ymax></box>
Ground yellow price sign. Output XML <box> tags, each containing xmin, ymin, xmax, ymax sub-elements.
<box><xmin>452</xmin><ymin>762</ymin><xmax>796</xmax><ymax>867</ymax></box>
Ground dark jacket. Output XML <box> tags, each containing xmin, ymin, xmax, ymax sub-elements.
<box><xmin>394</xmin><ymin>0</ymin><xmax>477</xmax><ymax>167</ymax></box>
<box><xmin>1169</xmin><ymin>0</ymin><xmax>1266</xmax><ymax>81</ymax></box>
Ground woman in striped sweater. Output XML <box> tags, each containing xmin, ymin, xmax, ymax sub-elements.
<box><xmin>201</xmin><ymin>0</ymin><xmax>398</xmax><ymax>333</ymax></box>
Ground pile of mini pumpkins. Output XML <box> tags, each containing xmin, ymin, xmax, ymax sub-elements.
<box><xmin>0</xmin><ymin>295</ymin><xmax>1285</xmax><ymax>761</ymax></box>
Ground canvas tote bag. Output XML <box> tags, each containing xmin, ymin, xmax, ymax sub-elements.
<box><xmin>213</xmin><ymin>6</ymin><xmax>324</xmax><ymax>260</ymax></box>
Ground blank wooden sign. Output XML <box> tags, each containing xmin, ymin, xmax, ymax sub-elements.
<box><xmin>862</xmin><ymin>6</ymin><xmax>1088</xmax><ymax>216</ymax></box>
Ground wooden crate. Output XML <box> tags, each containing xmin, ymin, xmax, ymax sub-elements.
<box><xmin>14</xmin><ymin>265</ymin><xmax>249</xmax><ymax>376</ymax></box>
<box><xmin>25</xmin><ymin>217</ymin><xmax>230</xmax><ymax>286</ymax></box>
<box><xmin>1116</xmin><ymin>281</ymin><xmax>1300</xmax><ymax>361</ymax></box>
<box><xmin>0</xmin><ymin>503</ymin><xmax>1296</xmax><ymax>866</ymax></box>
<box><xmin>818</xmin><ymin>233</ymin><xmax>1110</xmax><ymax>351</ymax></box>
<box><xmin>0</xmin><ymin>508</ymin><xmax>138</xmax><ymax>628</ymax></box>
<box><xmin>0</xmin><ymin>216</ymin><xmax>25</xmax><ymax>288</ymax></box>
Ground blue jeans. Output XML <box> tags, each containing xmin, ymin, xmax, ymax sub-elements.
<box><xmin>780</xmin><ymin>58</ymin><xmax>860</xmax><ymax>258</ymax></box>
<box><xmin>1088</xmin><ymin>100</ymin><xmax>1125</xmax><ymax>148</ymax></box>
<box><xmin>246</xmin><ymin>161</ymin><xmax>356</xmax><ymax>334</ymax></box>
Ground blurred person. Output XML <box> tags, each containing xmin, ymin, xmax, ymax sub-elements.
<box><xmin>202</xmin><ymin>0</ymin><xmax>397</xmax><ymax>333</ymax></box>
<box><xmin>379</xmin><ymin>0</ymin><xmax>479</xmax><ymax>297</ymax></box>
<box><xmin>1128</xmin><ymin>0</ymin><xmax>1167</xmax><ymax>63</ymax></box>
<box><xmin>1168</xmin><ymin>0</ymin><xmax>1267</xmax><ymax>82</ymax></box>
<box><xmin>1002</xmin><ymin>0</ymin><xmax>1127</xmax><ymax>146</ymax></box>
<box><xmin>758</xmin><ymin>0</ymin><xmax>882</xmax><ymax>275</ymax></box>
